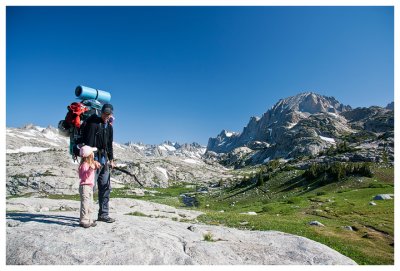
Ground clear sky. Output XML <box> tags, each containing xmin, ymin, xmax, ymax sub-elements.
<box><xmin>6</xmin><ymin>6</ymin><xmax>394</xmax><ymax>145</ymax></box>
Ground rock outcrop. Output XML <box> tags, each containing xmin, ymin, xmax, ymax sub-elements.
<box><xmin>6</xmin><ymin>197</ymin><xmax>357</xmax><ymax>265</ymax></box>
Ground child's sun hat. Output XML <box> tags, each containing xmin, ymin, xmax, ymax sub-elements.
<box><xmin>80</xmin><ymin>145</ymin><xmax>98</xmax><ymax>158</ymax></box>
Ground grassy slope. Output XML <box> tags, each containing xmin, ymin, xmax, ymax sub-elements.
<box><xmin>195</xmin><ymin>165</ymin><xmax>394</xmax><ymax>265</ymax></box>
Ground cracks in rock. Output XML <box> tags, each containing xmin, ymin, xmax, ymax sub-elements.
<box><xmin>32</xmin><ymin>250</ymin><xmax>39</xmax><ymax>261</ymax></box>
<box><xmin>182</xmin><ymin>241</ymin><xmax>189</xmax><ymax>256</ymax></box>
<box><xmin>213</xmin><ymin>238</ymin><xmax>229</xmax><ymax>242</ymax></box>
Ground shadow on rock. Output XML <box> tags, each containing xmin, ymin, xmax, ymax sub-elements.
<box><xmin>6</xmin><ymin>212</ymin><xmax>80</xmax><ymax>227</ymax></box>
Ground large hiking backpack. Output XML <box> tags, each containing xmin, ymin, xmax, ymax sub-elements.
<box><xmin>64</xmin><ymin>102</ymin><xmax>89</xmax><ymax>129</ymax></box>
<box><xmin>58</xmin><ymin>85</ymin><xmax>112</xmax><ymax>160</ymax></box>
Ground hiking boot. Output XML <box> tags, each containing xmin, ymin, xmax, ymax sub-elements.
<box><xmin>97</xmin><ymin>216</ymin><xmax>115</xmax><ymax>223</ymax></box>
<box><xmin>79</xmin><ymin>223</ymin><xmax>91</xmax><ymax>228</ymax></box>
<box><xmin>90</xmin><ymin>221</ymin><xmax>97</xmax><ymax>227</ymax></box>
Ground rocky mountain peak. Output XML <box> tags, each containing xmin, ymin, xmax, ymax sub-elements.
<box><xmin>206</xmin><ymin>130</ymin><xmax>240</xmax><ymax>153</ymax></box>
<box><xmin>207</xmin><ymin>92</ymin><xmax>353</xmax><ymax>154</ymax></box>
<box><xmin>386</xmin><ymin>102</ymin><xmax>394</xmax><ymax>111</ymax></box>
<box><xmin>272</xmin><ymin>92</ymin><xmax>351</xmax><ymax>114</ymax></box>
<box><xmin>218</xmin><ymin>129</ymin><xmax>239</xmax><ymax>138</ymax></box>
<box><xmin>207</xmin><ymin>92</ymin><xmax>393</xmax><ymax>166</ymax></box>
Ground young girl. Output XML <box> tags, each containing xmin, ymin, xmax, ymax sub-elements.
<box><xmin>78</xmin><ymin>145</ymin><xmax>101</xmax><ymax>228</ymax></box>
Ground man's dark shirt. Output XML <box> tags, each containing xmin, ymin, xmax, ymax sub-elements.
<box><xmin>81</xmin><ymin>114</ymin><xmax>114</xmax><ymax>161</ymax></box>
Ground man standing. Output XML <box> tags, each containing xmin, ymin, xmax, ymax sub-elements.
<box><xmin>81</xmin><ymin>103</ymin><xmax>116</xmax><ymax>223</ymax></box>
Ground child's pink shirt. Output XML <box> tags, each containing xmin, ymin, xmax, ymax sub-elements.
<box><xmin>79</xmin><ymin>162</ymin><xmax>95</xmax><ymax>187</ymax></box>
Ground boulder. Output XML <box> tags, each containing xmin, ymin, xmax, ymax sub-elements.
<box><xmin>373</xmin><ymin>194</ymin><xmax>392</xmax><ymax>200</ymax></box>
<box><xmin>309</xmin><ymin>221</ymin><xmax>325</xmax><ymax>227</ymax></box>
<box><xmin>240</xmin><ymin>211</ymin><xmax>257</xmax><ymax>216</ymax></box>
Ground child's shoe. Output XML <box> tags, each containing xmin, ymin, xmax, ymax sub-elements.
<box><xmin>79</xmin><ymin>223</ymin><xmax>91</xmax><ymax>228</ymax></box>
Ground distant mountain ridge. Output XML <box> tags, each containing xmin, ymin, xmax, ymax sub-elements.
<box><xmin>207</xmin><ymin>92</ymin><xmax>352</xmax><ymax>154</ymax></box>
<box><xmin>125</xmin><ymin>141</ymin><xmax>206</xmax><ymax>159</ymax></box>
<box><xmin>6</xmin><ymin>124</ymin><xmax>206</xmax><ymax>160</ymax></box>
<box><xmin>206</xmin><ymin>92</ymin><xmax>394</xmax><ymax>167</ymax></box>
<box><xmin>6</xmin><ymin>124</ymin><xmax>227</xmax><ymax>195</ymax></box>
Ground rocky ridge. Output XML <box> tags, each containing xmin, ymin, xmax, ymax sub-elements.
<box><xmin>126</xmin><ymin>140</ymin><xmax>206</xmax><ymax>158</ymax></box>
<box><xmin>6</xmin><ymin>125</ymin><xmax>229</xmax><ymax>196</ymax></box>
<box><xmin>206</xmin><ymin>92</ymin><xmax>394</xmax><ymax>168</ymax></box>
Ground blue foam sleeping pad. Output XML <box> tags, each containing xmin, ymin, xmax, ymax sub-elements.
<box><xmin>75</xmin><ymin>85</ymin><xmax>111</xmax><ymax>103</ymax></box>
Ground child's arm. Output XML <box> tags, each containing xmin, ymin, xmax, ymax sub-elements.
<box><xmin>79</xmin><ymin>163</ymin><xmax>93</xmax><ymax>180</ymax></box>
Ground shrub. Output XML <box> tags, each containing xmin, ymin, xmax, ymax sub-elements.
<box><xmin>303</xmin><ymin>162</ymin><xmax>373</xmax><ymax>183</ymax></box>
<box><xmin>321</xmin><ymin>140</ymin><xmax>357</xmax><ymax>156</ymax></box>
<box><xmin>282</xmin><ymin>165</ymin><xmax>296</xmax><ymax>171</ymax></box>
<box><xmin>41</xmin><ymin>170</ymin><xmax>56</xmax><ymax>177</ymax></box>
<box><xmin>286</xmin><ymin>197</ymin><xmax>302</xmax><ymax>204</ymax></box>
<box><xmin>330</xmin><ymin>162</ymin><xmax>346</xmax><ymax>182</ymax></box>
<box><xmin>130</xmin><ymin>211</ymin><xmax>147</xmax><ymax>217</ymax></box>
<box><xmin>203</xmin><ymin>232</ymin><xmax>214</xmax><ymax>242</ymax></box>
<box><xmin>11</xmin><ymin>174</ymin><xmax>29</xmax><ymax>179</ymax></box>
<box><xmin>268</xmin><ymin>160</ymin><xmax>280</xmax><ymax>171</ymax></box>
<box><xmin>368</xmin><ymin>183</ymin><xmax>390</xmax><ymax>188</ymax></box>
<box><xmin>336</xmin><ymin>141</ymin><xmax>352</xmax><ymax>153</ymax></box>
<box><xmin>261</xmin><ymin>199</ymin><xmax>270</xmax><ymax>204</ymax></box>
<box><xmin>261</xmin><ymin>205</ymin><xmax>275</xmax><ymax>212</ymax></box>
<box><xmin>256</xmin><ymin>169</ymin><xmax>270</xmax><ymax>187</ymax></box>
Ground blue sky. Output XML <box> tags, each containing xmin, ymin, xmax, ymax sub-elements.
<box><xmin>6</xmin><ymin>6</ymin><xmax>394</xmax><ymax>145</ymax></box>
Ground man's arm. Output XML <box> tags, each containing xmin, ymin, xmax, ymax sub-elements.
<box><xmin>107</xmin><ymin>125</ymin><xmax>114</xmax><ymax>161</ymax></box>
